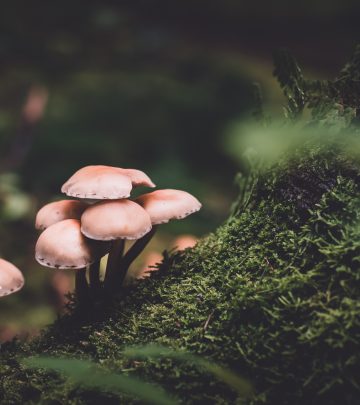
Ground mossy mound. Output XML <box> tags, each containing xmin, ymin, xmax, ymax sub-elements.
<box><xmin>1</xmin><ymin>144</ymin><xmax>360</xmax><ymax>404</ymax></box>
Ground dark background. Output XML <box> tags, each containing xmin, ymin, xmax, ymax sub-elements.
<box><xmin>1</xmin><ymin>0</ymin><xmax>359</xmax><ymax>338</ymax></box>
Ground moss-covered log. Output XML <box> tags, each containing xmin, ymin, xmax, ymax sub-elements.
<box><xmin>1</xmin><ymin>49</ymin><xmax>360</xmax><ymax>404</ymax></box>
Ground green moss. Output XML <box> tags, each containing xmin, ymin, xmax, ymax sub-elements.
<box><xmin>1</xmin><ymin>148</ymin><xmax>360</xmax><ymax>404</ymax></box>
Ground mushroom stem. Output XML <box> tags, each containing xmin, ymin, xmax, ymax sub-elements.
<box><xmin>75</xmin><ymin>268</ymin><xmax>88</xmax><ymax>303</ymax></box>
<box><xmin>116</xmin><ymin>226</ymin><xmax>157</xmax><ymax>287</ymax></box>
<box><xmin>104</xmin><ymin>239</ymin><xmax>125</xmax><ymax>289</ymax></box>
<box><xmin>89</xmin><ymin>259</ymin><xmax>101</xmax><ymax>292</ymax></box>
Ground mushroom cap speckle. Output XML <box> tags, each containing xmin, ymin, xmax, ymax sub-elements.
<box><xmin>35</xmin><ymin>200</ymin><xmax>88</xmax><ymax>231</ymax></box>
<box><xmin>61</xmin><ymin>165</ymin><xmax>155</xmax><ymax>200</ymax></box>
<box><xmin>136</xmin><ymin>189</ymin><xmax>202</xmax><ymax>225</ymax></box>
<box><xmin>0</xmin><ymin>259</ymin><xmax>24</xmax><ymax>297</ymax></box>
<box><xmin>81</xmin><ymin>199</ymin><xmax>152</xmax><ymax>241</ymax></box>
<box><xmin>35</xmin><ymin>219</ymin><xmax>102</xmax><ymax>269</ymax></box>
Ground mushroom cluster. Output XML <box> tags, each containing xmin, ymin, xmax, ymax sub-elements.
<box><xmin>0</xmin><ymin>258</ymin><xmax>24</xmax><ymax>298</ymax></box>
<box><xmin>35</xmin><ymin>165</ymin><xmax>201</xmax><ymax>301</ymax></box>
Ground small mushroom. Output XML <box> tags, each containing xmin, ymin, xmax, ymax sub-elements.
<box><xmin>115</xmin><ymin>189</ymin><xmax>201</xmax><ymax>288</ymax></box>
<box><xmin>81</xmin><ymin>199</ymin><xmax>152</xmax><ymax>241</ymax></box>
<box><xmin>0</xmin><ymin>258</ymin><xmax>24</xmax><ymax>297</ymax></box>
<box><xmin>172</xmin><ymin>234</ymin><xmax>198</xmax><ymax>250</ymax></box>
<box><xmin>136</xmin><ymin>189</ymin><xmax>202</xmax><ymax>224</ymax></box>
<box><xmin>35</xmin><ymin>199</ymin><xmax>87</xmax><ymax>231</ymax></box>
<box><xmin>61</xmin><ymin>165</ymin><xmax>155</xmax><ymax>200</ymax></box>
<box><xmin>35</xmin><ymin>219</ymin><xmax>107</xmax><ymax>302</ymax></box>
<box><xmin>80</xmin><ymin>200</ymin><xmax>152</xmax><ymax>289</ymax></box>
<box><xmin>35</xmin><ymin>219</ymin><xmax>100</xmax><ymax>269</ymax></box>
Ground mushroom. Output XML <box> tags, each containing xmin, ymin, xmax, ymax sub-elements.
<box><xmin>136</xmin><ymin>189</ymin><xmax>202</xmax><ymax>224</ymax></box>
<box><xmin>80</xmin><ymin>200</ymin><xmax>152</xmax><ymax>289</ymax></box>
<box><xmin>0</xmin><ymin>258</ymin><xmax>24</xmax><ymax>298</ymax></box>
<box><xmin>81</xmin><ymin>199</ymin><xmax>152</xmax><ymax>241</ymax></box>
<box><xmin>35</xmin><ymin>219</ymin><xmax>107</xmax><ymax>301</ymax></box>
<box><xmin>35</xmin><ymin>199</ymin><xmax>87</xmax><ymax>231</ymax></box>
<box><xmin>61</xmin><ymin>165</ymin><xmax>155</xmax><ymax>200</ymax></box>
<box><xmin>172</xmin><ymin>234</ymin><xmax>198</xmax><ymax>250</ymax></box>
<box><xmin>114</xmin><ymin>189</ymin><xmax>201</xmax><ymax>287</ymax></box>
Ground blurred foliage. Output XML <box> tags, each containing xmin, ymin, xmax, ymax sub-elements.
<box><xmin>227</xmin><ymin>44</ymin><xmax>360</xmax><ymax>216</ymax></box>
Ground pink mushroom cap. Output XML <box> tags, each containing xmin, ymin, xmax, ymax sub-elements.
<box><xmin>0</xmin><ymin>259</ymin><xmax>24</xmax><ymax>297</ymax></box>
<box><xmin>81</xmin><ymin>199</ymin><xmax>152</xmax><ymax>241</ymax></box>
<box><xmin>135</xmin><ymin>189</ymin><xmax>202</xmax><ymax>225</ymax></box>
<box><xmin>35</xmin><ymin>219</ymin><xmax>103</xmax><ymax>269</ymax></box>
<box><xmin>61</xmin><ymin>165</ymin><xmax>155</xmax><ymax>200</ymax></box>
<box><xmin>35</xmin><ymin>199</ymin><xmax>88</xmax><ymax>231</ymax></box>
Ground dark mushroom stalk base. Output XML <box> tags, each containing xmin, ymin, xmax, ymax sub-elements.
<box><xmin>104</xmin><ymin>226</ymin><xmax>157</xmax><ymax>293</ymax></box>
<box><xmin>74</xmin><ymin>262</ymin><xmax>103</xmax><ymax>304</ymax></box>
<box><xmin>88</xmin><ymin>259</ymin><xmax>102</xmax><ymax>293</ymax></box>
<box><xmin>75</xmin><ymin>260</ymin><xmax>104</xmax><ymax>303</ymax></box>
<box><xmin>75</xmin><ymin>268</ymin><xmax>89</xmax><ymax>303</ymax></box>
<box><xmin>103</xmin><ymin>239</ymin><xmax>125</xmax><ymax>287</ymax></box>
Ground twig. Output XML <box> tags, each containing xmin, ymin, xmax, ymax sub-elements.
<box><xmin>203</xmin><ymin>309</ymin><xmax>215</xmax><ymax>332</ymax></box>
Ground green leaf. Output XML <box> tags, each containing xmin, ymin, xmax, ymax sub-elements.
<box><xmin>123</xmin><ymin>345</ymin><xmax>253</xmax><ymax>398</ymax></box>
<box><xmin>22</xmin><ymin>357</ymin><xmax>177</xmax><ymax>405</ymax></box>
